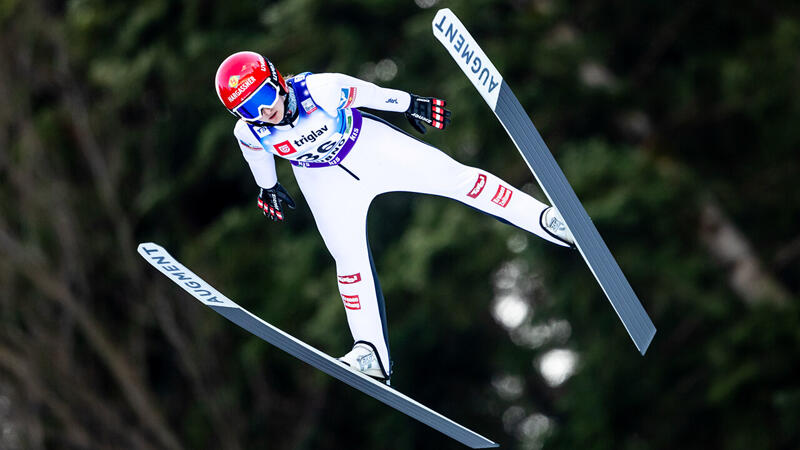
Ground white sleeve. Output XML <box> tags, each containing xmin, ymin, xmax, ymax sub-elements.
<box><xmin>305</xmin><ymin>73</ymin><xmax>411</xmax><ymax>114</ymax></box>
<box><xmin>233</xmin><ymin>121</ymin><xmax>278</xmax><ymax>189</ymax></box>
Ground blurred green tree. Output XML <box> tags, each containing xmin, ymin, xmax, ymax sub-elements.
<box><xmin>1</xmin><ymin>0</ymin><xmax>798</xmax><ymax>449</ymax></box>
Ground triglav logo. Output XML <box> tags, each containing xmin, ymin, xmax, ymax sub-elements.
<box><xmin>294</xmin><ymin>125</ymin><xmax>328</xmax><ymax>147</ymax></box>
<box><xmin>273</xmin><ymin>140</ymin><xmax>297</xmax><ymax>156</ymax></box>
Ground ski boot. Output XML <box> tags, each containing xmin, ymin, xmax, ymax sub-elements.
<box><xmin>541</xmin><ymin>206</ymin><xmax>575</xmax><ymax>247</ymax></box>
<box><xmin>338</xmin><ymin>341</ymin><xmax>391</xmax><ymax>385</ymax></box>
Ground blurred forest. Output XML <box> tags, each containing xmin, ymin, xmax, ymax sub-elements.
<box><xmin>2</xmin><ymin>0</ymin><xmax>799</xmax><ymax>449</ymax></box>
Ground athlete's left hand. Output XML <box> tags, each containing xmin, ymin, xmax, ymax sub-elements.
<box><xmin>405</xmin><ymin>94</ymin><xmax>451</xmax><ymax>134</ymax></box>
<box><xmin>258</xmin><ymin>182</ymin><xmax>296</xmax><ymax>222</ymax></box>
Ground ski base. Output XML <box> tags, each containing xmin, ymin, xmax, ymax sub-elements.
<box><xmin>138</xmin><ymin>243</ymin><xmax>498</xmax><ymax>449</ymax></box>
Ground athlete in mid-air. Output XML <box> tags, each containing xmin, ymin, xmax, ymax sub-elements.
<box><xmin>215</xmin><ymin>51</ymin><xmax>574</xmax><ymax>384</ymax></box>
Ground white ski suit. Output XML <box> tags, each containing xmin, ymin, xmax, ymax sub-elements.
<box><xmin>234</xmin><ymin>72</ymin><xmax>568</xmax><ymax>378</ymax></box>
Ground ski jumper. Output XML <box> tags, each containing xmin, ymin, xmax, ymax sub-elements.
<box><xmin>233</xmin><ymin>72</ymin><xmax>568</xmax><ymax>378</ymax></box>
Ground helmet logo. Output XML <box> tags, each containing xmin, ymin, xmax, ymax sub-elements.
<box><xmin>226</xmin><ymin>76</ymin><xmax>257</xmax><ymax>103</ymax></box>
<box><xmin>228</xmin><ymin>75</ymin><xmax>240</xmax><ymax>88</ymax></box>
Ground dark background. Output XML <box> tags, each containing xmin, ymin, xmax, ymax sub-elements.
<box><xmin>2</xmin><ymin>0</ymin><xmax>799</xmax><ymax>449</ymax></box>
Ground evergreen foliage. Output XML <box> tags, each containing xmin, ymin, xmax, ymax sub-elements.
<box><xmin>1</xmin><ymin>1</ymin><xmax>798</xmax><ymax>448</ymax></box>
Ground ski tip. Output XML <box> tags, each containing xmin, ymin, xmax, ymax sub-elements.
<box><xmin>137</xmin><ymin>242</ymin><xmax>165</xmax><ymax>256</ymax></box>
<box><xmin>138</xmin><ymin>241</ymin><xmax>157</xmax><ymax>249</ymax></box>
<box><xmin>432</xmin><ymin>8</ymin><xmax>453</xmax><ymax>27</ymax></box>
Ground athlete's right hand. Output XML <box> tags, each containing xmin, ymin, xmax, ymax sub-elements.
<box><xmin>258</xmin><ymin>182</ymin><xmax>296</xmax><ymax>222</ymax></box>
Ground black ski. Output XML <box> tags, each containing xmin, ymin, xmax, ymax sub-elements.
<box><xmin>432</xmin><ymin>8</ymin><xmax>656</xmax><ymax>354</ymax></box>
<box><xmin>138</xmin><ymin>243</ymin><xmax>498</xmax><ymax>448</ymax></box>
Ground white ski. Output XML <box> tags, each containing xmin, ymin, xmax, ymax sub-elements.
<box><xmin>137</xmin><ymin>242</ymin><xmax>498</xmax><ymax>449</ymax></box>
<box><xmin>432</xmin><ymin>8</ymin><xmax>656</xmax><ymax>354</ymax></box>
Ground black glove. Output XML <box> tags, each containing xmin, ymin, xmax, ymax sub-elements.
<box><xmin>257</xmin><ymin>182</ymin><xmax>296</xmax><ymax>222</ymax></box>
<box><xmin>405</xmin><ymin>94</ymin><xmax>451</xmax><ymax>134</ymax></box>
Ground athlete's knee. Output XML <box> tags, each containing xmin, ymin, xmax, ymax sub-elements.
<box><xmin>331</xmin><ymin>248</ymin><xmax>369</xmax><ymax>276</ymax></box>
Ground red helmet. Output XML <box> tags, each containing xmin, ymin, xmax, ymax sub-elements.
<box><xmin>215</xmin><ymin>51</ymin><xmax>288</xmax><ymax>122</ymax></box>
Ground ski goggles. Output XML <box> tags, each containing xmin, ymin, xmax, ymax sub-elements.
<box><xmin>233</xmin><ymin>80</ymin><xmax>281</xmax><ymax>121</ymax></box>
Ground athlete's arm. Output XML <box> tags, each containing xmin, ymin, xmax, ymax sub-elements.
<box><xmin>234</xmin><ymin>121</ymin><xmax>278</xmax><ymax>189</ymax></box>
<box><xmin>236</xmin><ymin>134</ymin><xmax>295</xmax><ymax>222</ymax></box>
<box><xmin>306</xmin><ymin>73</ymin><xmax>451</xmax><ymax>133</ymax></box>
<box><xmin>305</xmin><ymin>73</ymin><xmax>411</xmax><ymax>113</ymax></box>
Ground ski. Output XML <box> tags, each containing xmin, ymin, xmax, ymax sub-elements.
<box><xmin>137</xmin><ymin>242</ymin><xmax>498</xmax><ymax>449</ymax></box>
<box><xmin>432</xmin><ymin>8</ymin><xmax>656</xmax><ymax>354</ymax></box>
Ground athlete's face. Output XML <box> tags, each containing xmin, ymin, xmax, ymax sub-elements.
<box><xmin>258</xmin><ymin>95</ymin><xmax>285</xmax><ymax>124</ymax></box>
